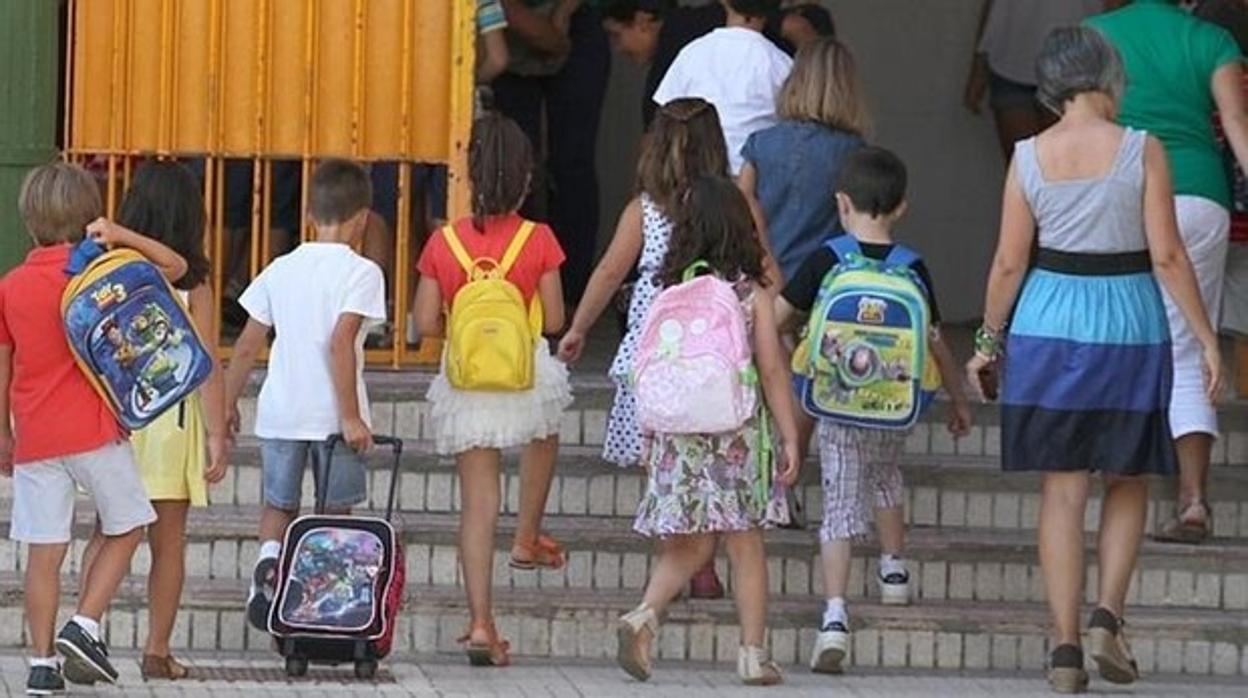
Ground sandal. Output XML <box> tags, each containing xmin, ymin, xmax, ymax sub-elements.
<box><xmin>458</xmin><ymin>621</ymin><xmax>511</xmax><ymax>667</ymax></box>
<box><xmin>617</xmin><ymin>604</ymin><xmax>658</xmax><ymax>682</ymax></box>
<box><xmin>140</xmin><ymin>654</ymin><xmax>189</xmax><ymax>681</ymax></box>
<box><xmin>1154</xmin><ymin>500</ymin><xmax>1211</xmax><ymax>544</ymax></box>
<box><xmin>509</xmin><ymin>534</ymin><xmax>566</xmax><ymax>571</ymax></box>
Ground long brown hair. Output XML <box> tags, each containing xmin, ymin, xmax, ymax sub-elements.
<box><xmin>636</xmin><ymin>98</ymin><xmax>729</xmax><ymax>216</ymax></box>
<box><xmin>659</xmin><ymin>175</ymin><xmax>766</xmax><ymax>288</ymax></box>
<box><xmin>777</xmin><ymin>37</ymin><xmax>869</xmax><ymax>135</ymax></box>
<box><xmin>469</xmin><ymin>111</ymin><xmax>534</xmax><ymax>231</ymax></box>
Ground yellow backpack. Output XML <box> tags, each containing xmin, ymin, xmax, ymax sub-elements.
<box><xmin>442</xmin><ymin>221</ymin><xmax>544</xmax><ymax>391</ymax></box>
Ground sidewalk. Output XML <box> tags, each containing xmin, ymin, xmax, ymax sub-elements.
<box><xmin>1</xmin><ymin>654</ymin><xmax>1244</xmax><ymax>697</ymax></box>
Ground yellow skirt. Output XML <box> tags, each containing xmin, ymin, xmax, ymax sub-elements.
<box><xmin>133</xmin><ymin>396</ymin><xmax>209</xmax><ymax>506</ymax></box>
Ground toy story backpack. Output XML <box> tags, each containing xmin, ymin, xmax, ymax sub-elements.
<box><xmin>62</xmin><ymin>239</ymin><xmax>213</xmax><ymax>430</ymax></box>
<box><xmin>633</xmin><ymin>261</ymin><xmax>757</xmax><ymax>435</ymax></box>
<box><xmin>792</xmin><ymin>236</ymin><xmax>940</xmax><ymax>430</ymax></box>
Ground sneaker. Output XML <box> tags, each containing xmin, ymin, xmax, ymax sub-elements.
<box><xmin>61</xmin><ymin>660</ymin><xmax>98</xmax><ymax>685</ymax></box>
<box><xmin>1087</xmin><ymin>608</ymin><xmax>1139</xmax><ymax>685</ymax></box>
<box><xmin>878</xmin><ymin>569</ymin><xmax>909</xmax><ymax>606</ymax></box>
<box><xmin>25</xmin><ymin>665</ymin><xmax>65</xmax><ymax>696</ymax></box>
<box><xmin>1047</xmin><ymin>644</ymin><xmax>1089</xmax><ymax>694</ymax></box>
<box><xmin>810</xmin><ymin>621</ymin><xmax>849</xmax><ymax>674</ymax></box>
<box><xmin>247</xmin><ymin>556</ymin><xmax>280</xmax><ymax>631</ymax></box>
<box><xmin>54</xmin><ymin>621</ymin><xmax>117</xmax><ymax>685</ymax></box>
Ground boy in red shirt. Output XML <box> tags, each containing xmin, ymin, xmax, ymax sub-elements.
<box><xmin>0</xmin><ymin>162</ymin><xmax>187</xmax><ymax>693</ymax></box>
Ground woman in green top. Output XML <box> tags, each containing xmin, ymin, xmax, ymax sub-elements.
<box><xmin>1088</xmin><ymin>0</ymin><xmax>1248</xmax><ymax>543</ymax></box>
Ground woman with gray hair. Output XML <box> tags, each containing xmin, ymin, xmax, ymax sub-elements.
<box><xmin>966</xmin><ymin>27</ymin><xmax>1222</xmax><ymax>693</ymax></box>
<box><xmin>1088</xmin><ymin>0</ymin><xmax>1247</xmax><ymax>544</ymax></box>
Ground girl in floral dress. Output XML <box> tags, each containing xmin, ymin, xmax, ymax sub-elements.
<box><xmin>614</xmin><ymin>176</ymin><xmax>802</xmax><ymax>687</ymax></box>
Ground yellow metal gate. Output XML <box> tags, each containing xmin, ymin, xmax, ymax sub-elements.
<box><xmin>65</xmin><ymin>0</ymin><xmax>476</xmax><ymax>367</ymax></box>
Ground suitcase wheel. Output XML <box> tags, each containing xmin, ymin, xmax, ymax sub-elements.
<box><xmin>354</xmin><ymin>659</ymin><xmax>378</xmax><ymax>680</ymax></box>
<box><xmin>285</xmin><ymin>656</ymin><xmax>309</xmax><ymax>678</ymax></box>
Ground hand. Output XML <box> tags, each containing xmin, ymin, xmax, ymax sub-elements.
<box><xmin>947</xmin><ymin>400</ymin><xmax>973</xmax><ymax>439</ymax></box>
<box><xmin>0</xmin><ymin>434</ymin><xmax>13</xmax><ymax>478</ymax></box>
<box><xmin>204</xmin><ymin>432</ymin><xmax>231</xmax><ymax>484</ymax></box>
<box><xmin>963</xmin><ymin>55</ymin><xmax>988</xmax><ymax>115</ymax></box>
<box><xmin>341</xmin><ymin>416</ymin><xmax>374</xmax><ymax>453</ymax></box>
<box><xmin>775</xmin><ymin>439</ymin><xmax>801</xmax><ymax>487</ymax></box>
<box><xmin>1202</xmin><ymin>341</ymin><xmax>1225</xmax><ymax>403</ymax></box>
<box><xmin>85</xmin><ymin>218</ymin><xmax>133</xmax><ymax>248</ymax></box>
<box><xmin>556</xmin><ymin>329</ymin><xmax>585</xmax><ymax>364</ymax></box>
<box><xmin>965</xmin><ymin>353</ymin><xmax>995</xmax><ymax>402</ymax></box>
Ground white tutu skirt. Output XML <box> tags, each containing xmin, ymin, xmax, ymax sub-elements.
<box><xmin>426</xmin><ymin>339</ymin><xmax>573</xmax><ymax>455</ymax></box>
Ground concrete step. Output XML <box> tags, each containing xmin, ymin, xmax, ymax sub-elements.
<box><xmin>3</xmin><ymin>508</ymin><xmax>1245</xmax><ymax>611</ymax></box>
<box><xmin>2</xmin><ymin>575</ymin><xmax>1244</xmax><ymax>677</ymax></box>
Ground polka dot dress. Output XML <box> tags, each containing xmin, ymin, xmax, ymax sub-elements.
<box><xmin>604</xmin><ymin>195</ymin><xmax>672</xmax><ymax>467</ymax></box>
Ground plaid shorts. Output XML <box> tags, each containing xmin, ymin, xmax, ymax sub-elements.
<box><xmin>818</xmin><ymin>422</ymin><xmax>905</xmax><ymax>542</ymax></box>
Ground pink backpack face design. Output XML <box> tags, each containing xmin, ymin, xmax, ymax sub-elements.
<box><xmin>633</xmin><ymin>275</ymin><xmax>757</xmax><ymax>434</ymax></box>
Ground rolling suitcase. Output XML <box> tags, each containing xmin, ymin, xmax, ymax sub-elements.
<box><xmin>268</xmin><ymin>435</ymin><xmax>405</xmax><ymax>679</ymax></box>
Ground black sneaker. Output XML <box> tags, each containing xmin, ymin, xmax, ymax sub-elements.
<box><xmin>54</xmin><ymin>621</ymin><xmax>117</xmax><ymax>685</ymax></box>
<box><xmin>1047</xmin><ymin>643</ymin><xmax>1089</xmax><ymax>694</ymax></box>
<box><xmin>61</xmin><ymin>660</ymin><xmax>98</xmax><ymax>686</ymax></box>
<box><xmin>247</xmin><ymin>556</ymin><xmax>280</xmax><ymax>631</ymax></box>
<box><xmin>25</xmin><ymin>665</ymin><xmax>65</xmax><ymax>696</ymax></box>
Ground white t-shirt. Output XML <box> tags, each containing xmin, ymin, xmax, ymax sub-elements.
<box><xmin>979</xmin><ymin>0</ymin><xmax>1103</xmax><ymax>85</ymax></box>
<box><xmin>239</xmin><ymin>242</ymin><xmax>386</xmax><ymax>441</ymax></box>
<box><xmin>652</xmin><ymin>27</ymin><xmax>793</xmax><ymax>175</ymax></box>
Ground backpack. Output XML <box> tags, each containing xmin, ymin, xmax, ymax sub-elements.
<box><xmin>791</xmin><ymin>236</ymin><xmax>940</xmax><ymax>430</ymax></box>
<box><xmin>61</xmin><ymin>239</ymin><xmax>214</xmax><ymax>430</ymax></box>
<box><xmin>442</xmin><ymin>221</ymin><xmax>543</xmax><ymax>392</ymax></box>
<box><xmin>633</xmin><ymin>262</ymin><xmax>757</xmax><ymax>434</ymax></box>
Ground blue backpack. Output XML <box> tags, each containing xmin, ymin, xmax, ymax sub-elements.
<box><xmin>791</xmin><ymin>236</ymin><xmax>940</xmax><ymax>430</ymax></box>
<box><xmin>62</xmin><ymin>240</ymin><xmax>213</xmax><ymax>430</ymax></box>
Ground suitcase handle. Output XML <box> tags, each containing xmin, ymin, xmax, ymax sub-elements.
<box><xmin>320</xmin><ymin>434</ymin><xmax>404</xmax><ymax>520</ymax></box>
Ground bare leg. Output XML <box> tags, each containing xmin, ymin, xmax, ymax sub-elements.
<box><xmin>458</xmin><ymin>448</ymin><xmax>502</xmax><ymax>626</ymax></box>
<box><xmin>819</xmin><ymin>539</ymin><xmax>852</xmax><ymax>600</ymax></box>
<box><xmin>77</xmin><ymin>523</ymin><xmax>105</xmax><ymax>601</ymax></box>
<box><xmin>1038</xmin><ymin>472</ymin><xmax>1090</xmax><ymax>646</ymax></box>
<box><xmin>641</xmin><ymin>534</ymin><xmax>717</xmax><ymax>615</ymax></box>
<box><xmin>512</xmin><ymin>435</ymin><xmax>559</xmax><ymax>560</ymax></box>
<box><xmin>26</xmin><ymin>544</ymin><xmax>70</xmax><ymax>657</ymax></box>
<box><xmin>875</xmin><ymin>506</ymin><xmax>905</xmax><ymax>556</ymax></box>
<box><xmin>796</xmin><ymin>411</ymin><xmax>815</xmax><ymax>463</ymax></box>
<box><xmin>724</xmin><ymin>530</ymin><xmax>768</xmax><ymax>647</ymax></box>
<box><xmin>78</xmin><ymin>528</ymin><xmax>144</xmax><ymax>620</ymax></box>
<box><xmin>1174</xmin><ymin>433</ymin><xmax>1212</xmax><ymax>526</ymax></box>
<box><xmin>145</xmin><ymin>501</ymin><xmax>190</xmax><ymax>657</ymax></box>
<box><xmin>1096</xmin><ymin>476</ymin><xmax>1148</xmax><ymax>616</ymax></box>
<box><xmin>258</xmin><ymin>505</ymin><xmax>296</xmax><ymax>544</ymax></box>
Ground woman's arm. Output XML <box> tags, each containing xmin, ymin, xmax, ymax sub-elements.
<box><xmin>753</xmin><ymin>288</ymin><xmax>802</xmax><ymax>486</ymax></box>
<box><xmin>500</xmin><ymin>0</ymin><xmax>573</xmax><ymax>58</ymax></box>
<box><xmin>86</xmin><ymin>218</ymin><xmax>189</xmax><ymax>283</ymax></box>
<box><xmin>557</xmin><ymin>197</ymin><xmax>644</xmax><ymax>362</ymax></box>
<box><xmin>980</xmin><ymin>160</ymin><xmax>1035</xmax><ymax>332</ymax></box>
<box><xmin>1141</xmin><ymin>136</ymin><xmax>1224</xmax><ymax>399</ymax></box>
<box><xmin>187</xmin><ymin>284</ymin><xmax>230</xmax><ymax>483</ymax></box>
<box><xmin>963</xmin><ymin>0</ymin><xmax>992</xmax><ymax>114</ymax></box>
<box><xmin>477</xmin><ymin>28</ymin><xmax>511</xmax><ymax>83</ymax></box>
<box><xmin>1213</xmin><ymin>62</ymin><xmax>1248</xmax><ymax>177</ymax></box>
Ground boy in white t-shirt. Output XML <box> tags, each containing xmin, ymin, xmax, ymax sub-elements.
<box><xmin>223</xmin><ymin>159</ymin><xmax>387</xmax><ymax>630</ymax></box>
<box><xmin>652</xmin><ymin>0</ymin><xmax>792</xmax><ymax>175</ymax></box>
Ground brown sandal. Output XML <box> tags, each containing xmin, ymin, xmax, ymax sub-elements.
<box><xmin>1154</xmin><ymin>500</ymin><xmax>1211</xmax><ymax>544</ymax></box>
<box><xmin>458</xmin><ymin>621</ymin><xmax>511</xmax><ymax>667</ymax></box>
<box><xmin>509</xmin><ymin>533</ymin><xmax>566</xmax><ymax>571</ymax></box>
<box><xmin>141</xmin><ymin>654</ymin><xmax>189</xmax><ymax>681</ymax></box>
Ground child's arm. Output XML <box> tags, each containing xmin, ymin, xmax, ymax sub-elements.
<box><xmin>773</xmin><ymin>295</ymin><xmax>806</xmax><ymax>337</ymax></box>
<box><xmin>330</xmin><ymin>313</ymin><xmax>372</xmax><ymax>453</ymax></box>
<box><xmin>739</xmin><ymin>164</ymin><xmax>783</xmax><ymax>290</ymax></box>
<box><xmin>222</xmin><ymin>319</ymin><xmax>268</xmax><ymax>434</ymax></box>
<box><xmin>537</xmin><ymin>270</ymin><xmax>566</xmax><ymax>335</ymax></box>
<box><xmin>413</xmin><ymin>277</ymin><xmax>444</xmax><ymax>339</ymax></box>
<box><xmin>187</xmin><ymin>284</ymin><xmax>230</xmax><ymax>483</ymax></box>
<box><xmin>752</xmin><ymin>287</ymin><xmax>802</xmax><ymax>486</ymax></box>
<box><xmin>0</xmin><ymin>344</ymin><xmax>12</xmax><ymax>477</ymax></box>
<box><xmin>930</xmin><ymin>326</ymin><xmax>972</xmax><ymax>438</ymax></box>
<box><xmin>557</xmin><ymin>198</ymin><xmax>644</xmax><ymax>362</ymax></box>
<box><xmin>86</xmin><ymin>218</ymin><xmax>189</xmax><ymax>283</ymax></box>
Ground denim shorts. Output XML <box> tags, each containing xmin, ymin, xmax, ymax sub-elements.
<box><xmin>260</xmin><ymin>438</ymin><xmax>367</xmax><ymax>511</ymax></box>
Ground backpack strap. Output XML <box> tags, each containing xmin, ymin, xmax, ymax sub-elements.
<box><xmin>681</xmin><ymin>259</ymin><xmax>713</xmax><ymax>282</ymax></box>
<box><xmin>826</xmin><ymin>234</ymin><xmax>861</xmax><ymax>261</ymax></box>
<box><xmin>441</xmin><ymin>224</ymin><xmax>476</xmax><ymax>275</ymax></box>
<box><xmin>499</xmin><ymin>220</ymin><xmax>537</xmax><ymax>276</ymax></box>
<box><xmin>884</xmin><ymin>244</ymin><xmax>919</xmax><ymax>268</ymax></box>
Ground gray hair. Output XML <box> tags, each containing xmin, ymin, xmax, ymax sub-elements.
<box><xmin>1035</xmin><ymin>26</ymin><xmax>1125</xmax><ymax>114</ymax></box>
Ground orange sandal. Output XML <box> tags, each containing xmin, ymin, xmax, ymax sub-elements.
<box><xmin>458</xmin><ymin>621</ymin><xmax>511</xmax><ymax>667</ymax></box>
<box><xmin>509</xmin><ymin>533</ymin><xmax>566</xmax><ymax>571</ymax></box>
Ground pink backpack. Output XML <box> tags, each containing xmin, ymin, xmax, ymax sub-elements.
<box><xmin>633</xmin><ymin>263</ymin><xmax>757</xmax><ymax>434</ymax></box>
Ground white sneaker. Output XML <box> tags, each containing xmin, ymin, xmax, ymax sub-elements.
<box><xmin>879</xmin><ymin>569</ymin><xmax>910</xmax><ymax>606</ymax></box>
<box><xmin>810</xmin><ymin>621</ymin><xmax>849</xmax><ymax>674</ymax></box>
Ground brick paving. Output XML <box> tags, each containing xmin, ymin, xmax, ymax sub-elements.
<box><xmin>0</xmin><ymin>654</ymin><xmax>1245</xmax><ymax>697</ymax></box>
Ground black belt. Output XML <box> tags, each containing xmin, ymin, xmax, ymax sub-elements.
<box><xmin>1033</xmin><ymin>248</ymin><xmax>1151</xmax><ymax>276</ymax></box>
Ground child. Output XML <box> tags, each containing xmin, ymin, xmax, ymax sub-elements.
<box><xmin>652</xmin><ymin>0</ymin><xmax>792</xmax><ymax>175</ymax></box>
<box><xmin>614</xmin><ymin>175</ymin><xmax>802</xmax><ymax>687</ymax></box>
<box><xmin>740</xmin><ymin>36</ymin><xmax>867</xmax><ymax>282</ymax></box>
<box><xmin>413</xmin><ymin>112</ymin><xmax>572</xmax><ymax>666</ymax></box>
<box><xmin>558</xmin><ymin>97</ymin><xmax>735</xmax><ymax>598</ymax></box>
<box><xmin>0</xmin><ymin>162</ymin><xmax>186</xmax><ymax>693</ymax></box>
<box><xmin>223</xmin><ymin>159</ymin><xmax>386</xmax><ymax>631</ymax></box>
<box><xmin>775</xmin><ymin>147</ymin><xmax>971</xmax><ymax>674</ymax></box>
<box><xmin>76</xmin><ymin>161</ymin><xmax>230</xmax><ymax>681</ymax></box>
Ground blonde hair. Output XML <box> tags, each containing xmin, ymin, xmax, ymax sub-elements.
<box><xmin>777</xmin><ymin>37</ymin><xmax>869</xmax><ymax>135</ymax></box>
<box><xmin>18</xmin><ymin>162</ymin><xmax>102</xmax><ymax>246</ymax></box>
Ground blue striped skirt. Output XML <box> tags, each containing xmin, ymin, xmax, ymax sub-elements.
<box><xmin>1002</xmin><ymin>257</ymin><xmax>1177</xmax><ymax>475</ymax></box>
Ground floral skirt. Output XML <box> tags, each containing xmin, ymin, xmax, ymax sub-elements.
<box><xmin>633</xmin><ymin>416</ymin><xmax>790</xmax><ymax>537</ymax></box>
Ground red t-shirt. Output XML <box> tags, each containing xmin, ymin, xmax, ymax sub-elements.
<box><xmin>0</xmin><ymin>244</ymin><xmax>123</xmax><ymax>464</ymax></box>
<box><xmin>416</xmin><ymin>214</ymin><xmax>565</xmax><ymax>304</ymax></box>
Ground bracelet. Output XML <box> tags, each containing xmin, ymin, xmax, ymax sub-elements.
<box><xmin>974</xmin><ymin>324</ymin><xmax>1005</xmax><ymax>360</ymax></box>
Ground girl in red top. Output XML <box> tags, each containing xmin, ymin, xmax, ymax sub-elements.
<box><xmin>414</xmin><ymin>112</ymin><xmax>572</xmax><ymax>667</ymax></box>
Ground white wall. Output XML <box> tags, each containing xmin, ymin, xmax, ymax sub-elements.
<box><xmin>595</xmin><ymin>0</ymin><xmax>1006</xmax><ymax>321</ymax></box>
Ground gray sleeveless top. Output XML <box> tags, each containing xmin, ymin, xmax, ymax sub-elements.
<box><xmin>1014</xmin><ymin>127</ymin><xmax>1148</xmax><ymax>254</ymax></box>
